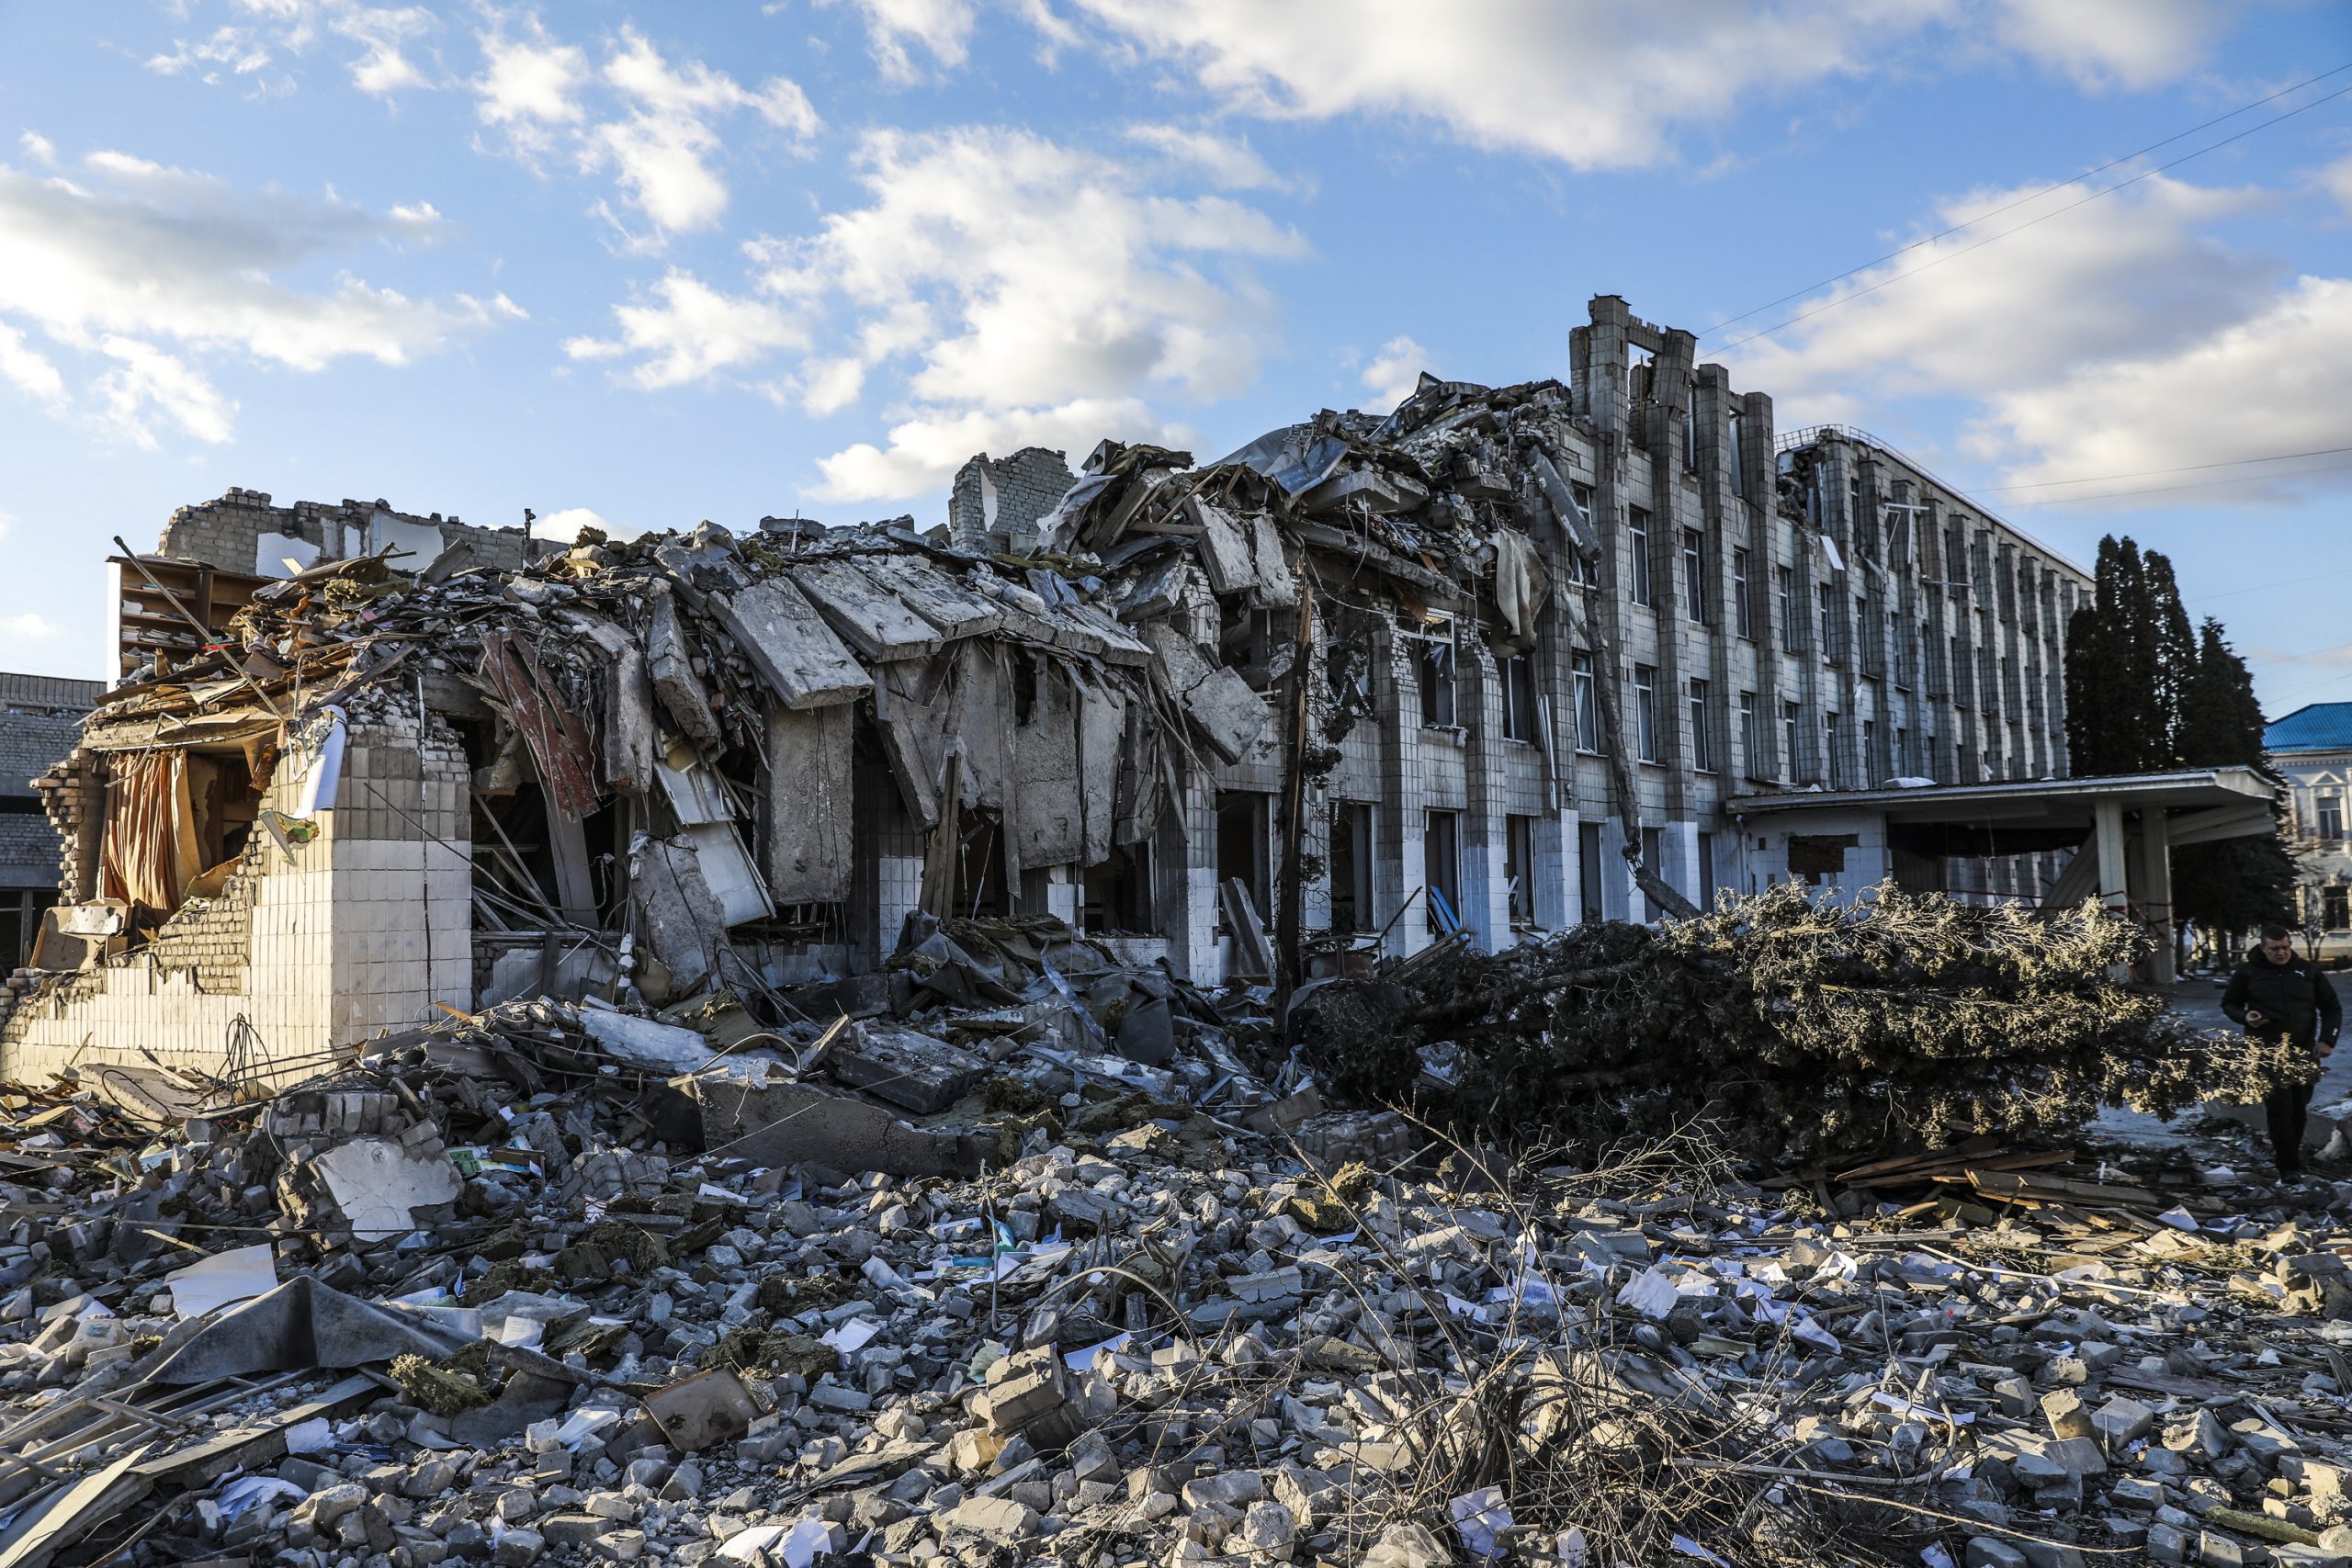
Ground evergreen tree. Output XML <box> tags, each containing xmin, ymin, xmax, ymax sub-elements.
<box><xmin>2172</xmin><ymin>616</ymin><xmax>2301</xmax><ymax>951</ymax></box>
<box><xmin>2066</xmin><ymin>536</ymin><xmax>2181</xmax><ymax>773</ymax></box>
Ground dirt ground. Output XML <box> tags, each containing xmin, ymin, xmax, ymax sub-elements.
<box><xmin>2089</xmin><ymin>974</ymin><xmax>2352</xmax><ymax>1167</ymax></box>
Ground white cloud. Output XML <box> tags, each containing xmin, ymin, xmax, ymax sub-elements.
<box><xmin>571</xmin><ymin>124</ymin><xmax>1304</xmax><ymax>499</ymax></box>
<box><xmin>17</xmin><ymin>132</ymin><xmax>55</xmax><ymax>168</ymax></box>
<box><xmin>1724</xmin><ymin>167</ymin><xmax>2351</xmax><ymax>506</ymax></box>
<box><xmin>473</xmin><ymin>10</ymin><xmax>588</xmax><ymax>157</ymax></box>
<box><xmin>1029</xmin><ymin>1</ymin><xmax>2219</xmax><ymax>169</ymax></box>
<box><xmin>0</xmin><ymin>321</ymin><xmax>65</xmax><ymax>404</ymax></box>
<box><xmin>826</xmin><ymin>0</ymin><xmax>977</xmax><ymax>83</ymax></box>
<box><xmin>0</xmin><ymin>612</ymin><xmax>58</xmax><ymax>642</ymax></box>
<box><xmin>1980</xmin><ymin>276</ymin><xmax>2352</xmax><ymax>492</ymax></box>
<box><xmin>2324</xmin><ymin>154</ymin><xmax>2352</xmax><ymax>220</ymax></box>
<box><xmin>1359</xmin><ymin>334</ymin><xmax>1431</xmax><ymax>412</ymax></box>
<box><xmin>469</xmin><ymin>18</ymin><xmax>817</xmax><ymax>248</ymax></box>
<box><xmin>0</xmin><ymin>140</ymin><xmax>512</xmax><ymax>445</ymax></box>
<box><xmin>1122</xmin><ymin>124</ymin><xmax>1284</xmax><ymax>190</ymax></box>
<box><xmin>565</xmin><ymin>269</ymin><xmax>807</xmax><ymax>389</ymax></box>
<box><xmin>146</xmin><ymin>1</ymin><xmax>437</xmax><ymax>98</ymax></box>
<box><xmin>1987</xmin><ymin>0</ymin><xmax>2222</xmax><ymax>91</ymax></box>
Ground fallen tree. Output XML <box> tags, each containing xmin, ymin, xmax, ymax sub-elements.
<box><xmin>1310</xmin><ymin>881</ymin><xmax>2305</xmax><ymax>1164</ymax></box>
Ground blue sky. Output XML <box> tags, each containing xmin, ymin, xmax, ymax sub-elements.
<box><xmin>1</xmin><ymin>1</ymin><xmax>2349</xmax><ymax>716</ymax></box>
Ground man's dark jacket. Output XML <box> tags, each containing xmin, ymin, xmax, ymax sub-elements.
<box><xmin>2222</xmin><ymin>947</ymin><xmax>2344</xmax><ymax>1047</ymax></box>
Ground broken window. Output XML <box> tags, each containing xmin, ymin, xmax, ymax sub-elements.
<box><xmin>2328</xmin><ymin>886</ymin><xmax>2349</xmax><ymax>931</ymax></box>
<box><xmin>1329</xmin><ymin>801</ymin><xmax>1374</xmax><ymax>935</ymax></box>
<box><xmin>1505</xmin><ymin>813</ymin><xmax>1536</xmax><ymax>926</ymax></box>
<box><xmin>1817</xmin><ymin>583</ymin><xmax>1838</xmax><ymax>662</ymax></box>
<box><xmin>1627</xmin><ymin>344</ymin><xmax>1656</xmax><ymax>450</ymax></box>
<box><xmin>1567</xmin><ymin>484</ymin><xmax>1597</xmax><ymax>584</ymax></box>
<box><xmin>1572</xmin><ymin>651</ymin><xmax>1600</xmax><ymax>751</ymax></box>
<box><xmin>1415</xmin><ymin>616</ymin><xmax>1458</xmax><ymax>728</ymax></box>
<box><xmin>1788</xmin><ymin>832</ymin><xmax>1856</xmax><ymax>884</ymax></box>
<box><xmin>1627</xmin><ymin>510</ymin><xmax>1653</xmax><ymax>606</ymax></box>
<box><xmin>1824</xmin><ymin>712</ymin><xmax>1844</xmax><ymax>788</ymax></box>
<box><xmin>1640</xmin><ymin>826</ymin><xmax>1665</xmax><ymax>887</ymax></box>
<box><xmin>1499</xmin><ymin>652</ymin><xmax>1538</xmax><ymax>742</ymax></box>
<box><xmin>1732</xmin><ymin>547</ymin><xmax>1752</xmax><ymax>638</ymax></box>
<box><xmin>99</xmin><ymin>745</ymin><xmax>262</xmax><ymax>930</ymax></box>
<box><xmin>1634</xmin><ymin>664</ymin><xmax>1659</xmax><ymax>762</ymax></box>
<box><xmin>1698</xmin><ymin>829</ymin><xmax>1718</xmax><ymax>903</ymax></box>
<box><xmin>1681</xmin><ymin>530</ymin><xmax>1706</xmax><ymax>624</ymax></box>
<box><xmin>1728</xmin><ymin>415</ymin><xmax>1747</xmax><ymax>498</ymax></box>
<box><xmin>1688</xmin><ymin>678</ymin><xmax>1713</xmax><ymax>773</ymax></box>
<box><xmin>1778</xmin><ymin>566</ymin><xmax>1796</xmax><ymax>652</ymax></box>
<box><xmin>1216</xmin><ymin>790</ymin><xmax>1272</xmax><ymax>922</ymax></box>
<box><xmin>1862</xmin><ymin>719</ymin><xmax>1878</xmax><ymax>784</ymax></box>
<box><xmin>1782</xmin><ymin>701</ymin><xmax>1802</xmax><ymax>782</ymax></box>
<box><xmin>1424</xmin><ymin>808</ymin><xmax>1462</xmax><ymax>932</ymax></box>
<box><xmin>1738</xmin><ymin>690</ymin><xmax>1760</xmax><ymax>778</ymax></box>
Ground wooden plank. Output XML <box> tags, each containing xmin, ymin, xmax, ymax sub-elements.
<box><xmin>707</xmin><ymin>577</ymin><xmax>870</xmax><ymax>711</ymax></box>
<box><xmin>789</xmin><ymin>558</ymin><xmax>944</xmax><ymax>661</ymax></box>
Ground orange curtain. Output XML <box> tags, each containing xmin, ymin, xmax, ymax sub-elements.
<box><xmin>100</xmin><ymin>750</ymin><xmax>201</xmax><ymax>916</ymax></box>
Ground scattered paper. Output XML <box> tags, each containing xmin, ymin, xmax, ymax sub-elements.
<box><xmin>165</xmin><ymin>1244</ymin><xmax>277</xmax><ymax>1320</ymax></box>
<box><xmin>284</xmin><ymin>1417</ymin><xmax>334</xmax><ymax>1454</ymax></box>
<box><xmin>821</xmin><ymin>1318</ymin><xmax>882</xmax><ymax>1356</ymax></box>
<box><xmin>1615</xmin><ymin>1267</ymin><xmax>1679</xmax><ymax>1320</ymax></box>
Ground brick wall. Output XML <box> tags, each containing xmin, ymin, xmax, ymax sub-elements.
<box><xmin>156</xmin><ymin>489</ymin><xmax>532</xmax><ymax>578</ymax></box>
<box><xmin>0</xmin><ymin>705</ymin><xmax>476</xmax><ymax>1084</ymax></box>
<box><xmin>947</xmin><ymin>448</ymin><xmax>1077</xmax><ymax>551</ymax></box>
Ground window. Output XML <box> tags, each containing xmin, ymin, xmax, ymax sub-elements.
<box><xmin>1681</xmin><ymin>530</ymin><xmax>1707</xmax><ymax>624</ymax></box>
<box><xmin>1894</xmin><ymin>726</ymin><xmax>1910</xmax><ymax>775</ymax></box>
<box><xmin>1949</xmin><ymin>635</ymin><xmax>1966</xmax><ymax>705</ymax></box>
<box><xmin>1628</xmin><ymin>510</ymin><xmax>1653</xmax><ymax>605</ymax></box>
<box><xmin>1682</xmin><ymin>389</ymin><xmax>1699</xmax><ymax>472</ymax></box>
<box><xmin>1856</xmin><ymin>595</ymin><xmax>1871</xmax><ymax>673</ymax></box>
<box><xmin>1572</xmin><ymin>651</ymin><xmax>1600</xmax><ymax>751</ymax></box>
<box><xmin>1778</xmin><ymin>566</ymin><xmax>1796</xmax><ymax>651</ymax></box>
<box><xmin>1329</xmin><ymin>802</ymin><xmax>1374</xmax><ymax>935</ymax></box>
<box><xmin>1500</xmin><ymin>652</ymin><xmax>1538</xmax><ymax>742</ymax></box>
<box><xmin>1634</xmin><ymin>664</ymin><xmax>1659</xmax><ymax>761</ymax></box>
<box><xmin>2329</xmin><ymin>886</ymin><xmax>2350</xmax><ymax>931</ymax></box>
<box><xmin>1640</xmin><ymin>825</ymin><xmax>1665</xmax><ymax>885</ymax></box>
<box><xmin>1738</xmin><ymin>691</ymin><xmax>1760</xmax><ymax>775</ymax></box>
<box><xmin>1505</xmin><ymin>814</ymin><xmax>1536</xmax><ymax>925</ymax></box>
<box><xmin>1698</xmin><ymin>830</ymin><xmax>1718</xmax><ymax>904</ymax></box>
<box><xmin>1817</xmin><ymin>583</ymin><xmax>1838</xmax><ymax>661</ymax></box>
<box><xmin>1782</xmin><ymin>701</ymin><xmax>1801</xmax><ymax>781</ymax></box>
<box><xmin>1579</xmin><ymin>821</ymin><xmax>1604</xmax><ymax>922</ymax></box>
<box><xmin>1416</xmin><ymin>617</ymin><xmax>1457</xmax><ymax>728</ymax></box>
<box><xmin>1824</xmin><ymin>711</ymin><xmax>1843</xmax><ymax>788</ymax></box>
<box><xmin>1689</xmin><ymin>678</ymin><xmax>1714</xmax><ymax>773</ymax></box>
<box><xmin>1081</xmin><ymin>843</ymin><xmax>1153</xmax><ymax>935</ymax></box>
<box><xmin>1424</xmin><ymin>809</ymin><xmax>1463</xmax><ymax>932</ymax></box>
<box><xmin>1216</xmin><ymin>791</ymin><xmax>1272</xmax><ymax>919</ymax></box>
<box><xmin>2323</xmin><ymin>801</ymin><xmax>2344</xmax><ymax>843</ymax></box>
<box><xmin>1732</xmin><ymin>547</ymin><xmax>1752</xmax><ymax>638</ymax></box>
<box><xmin>1861</xmin><ymin>719</ymin><xmax>1877</xmax><ymax>785</ymax></box>
<box><xmin>1728</xmin><ymin>416</ymin><xmax>1747</xmax><ymax>498</ymax></box>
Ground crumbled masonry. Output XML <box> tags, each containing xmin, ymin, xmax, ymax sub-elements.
<box><xmin>8</xmin><ymin>901</ymin><xmax>2352</xmax><ymax>1568</ymax></box>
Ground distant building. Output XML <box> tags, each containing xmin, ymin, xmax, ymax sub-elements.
<box><xmin>0</xmin><ymin>673</ymin><xmax>102</xmax><ymax>967</ymax></box>
<box><xmin>2267</xmin><ymin>702</ymin><xmax>2352</xmax><ymax>957</ymax></box>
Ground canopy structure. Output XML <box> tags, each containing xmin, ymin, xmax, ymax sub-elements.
<box><xmin>1729</xmin><ymin>766</ymin><xmax>2278</xmax><ymax>982</ymax></box>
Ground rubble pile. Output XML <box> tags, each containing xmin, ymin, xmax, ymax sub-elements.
<box><xmin>1335</xmin><ymin>883</ymin><xmax>2306</xmax><ymax>1164</ymax></box>
<box><xmin>10</xmin><ymin>980</ymin><xmax>2352</xmax><ymax>1568</ymax></box>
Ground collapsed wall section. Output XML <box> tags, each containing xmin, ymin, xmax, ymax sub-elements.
<box><xmin>1</xmin><ymin>708</ymin><xmax>473</xmax><ymax>1083</ymax></box>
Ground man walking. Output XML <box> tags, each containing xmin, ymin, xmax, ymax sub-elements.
<box><xmin>2222</xmin><ymin>924</ymin><xmax>2342</xmax><ymax>1180</ymax></box>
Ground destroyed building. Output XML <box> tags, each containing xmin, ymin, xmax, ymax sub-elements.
<box><xmin>2</xmin><ymin>297</ymin><xmax>2099</xmax><ymax>1084</ymax></box>
<box><xmin>0</xmin><ymin>672</ymin><xmax>102</xmax><ymax>970</ymax></box>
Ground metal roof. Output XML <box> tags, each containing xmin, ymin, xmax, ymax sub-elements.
<box><xmin>1727</xmin><ymin>766</ymin><xmax>2275</xmax><ymax>831</ymax></box>
<box><xmin>2266</xmin><ymin>703</ymin><xmax>2352</xmax><ymax>754</ymax></box>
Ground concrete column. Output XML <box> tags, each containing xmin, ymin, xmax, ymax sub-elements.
<box><xmin>1460</xmin><ymin>642</ymin><xmax>1512</xmax><ymax>953</ymax></box>
<box><xmin>2093</xmin><ymin>797</ymin><xmax>2128</xmax><ymax>913</ymax></box>
<box><xmin>2138</xmin><ymin>808</ymin><xmax>2176</xmax><ymax>984</ymax></box>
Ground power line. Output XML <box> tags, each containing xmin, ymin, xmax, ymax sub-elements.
<box><xmin>1700</xmin><ymin>61</ymin><xmax>2352</xmax><ymax>342</ymax></box>
<box><xmin>1976</xmin><ymin>443</ymin><xmax>2352</xmax><ymax>492</ymax></box>
<box><xmin>1714</xmin><ymin>79</ymin><xmax>2352</xmax><ymax>353</ymax></box>
<box><xmin>2000</xmin><ymin>457</ymin><xmax>2352</xmax><ymax>509</ymax></box>
<box><xmin>2187</xmin><ymin>562</ymin><xmax>2352</xmax><ymax>606</ymax></box>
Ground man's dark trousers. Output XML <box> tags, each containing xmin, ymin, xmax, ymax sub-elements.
<box><xmin>2267</xmin><ymin>1070</ymin><xmax>2314</xmax><ymax>1169</ymax></box>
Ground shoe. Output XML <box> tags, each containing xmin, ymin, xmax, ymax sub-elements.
<box><xmin>2279</xmin><ymin>1167</ymin><xmax>2308</xmax><ymax>1184</ymax></box>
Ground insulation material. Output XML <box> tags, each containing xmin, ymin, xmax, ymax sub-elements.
<box><xmin>1492</xmin><ymin>529</ymin><xmax>1551</xmax><ymax>643</ymax></box>
<box><xmin>295</xmin><ymin>708</ymin><xmax>345</xmax><ymax>816</ymax></box>
<box><xmin>100</xmin><ymin>749</ymin><xmax>202</xmax><ymax>915</ymax></box>
<box><xmin>763</xmin><ymin>703</ymin><xmax>854</xmax><ymax>905</ymax></box>
<box><xmin>1012</xmin><ymin>665</ymin><xmax>1086</xmax><ymax>870</ymax></box>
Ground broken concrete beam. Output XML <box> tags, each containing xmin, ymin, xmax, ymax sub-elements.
<box><xmin>706</xmin><ymin>575</ymin><xmax>870</xmax><ymax>710</ymax></box>
<box><xmin>686</xmin><ymin>1074</ymin><xmax>988</xmax><ymax>1178</ymax></box>
<box><xmin>1144</xmin><ymin>622</ymin><xmax>1270</xmax><ymax>764</ymax></box>
<box><xmin>763</xmin><ymin>704</ymin><xmax>854</xmax><ymax>905</ymax></box>
<box><xmin>789</xmin><ymin>557</ymin><xmax>944</xmax><ymax>662</ymax></box>
<box><xmin>646</xmin><ymin>583</ymin><xmax>721</xmax><ymax>747</ymax></box>
<box><xmin>859</xmin><ymin>554</ymin><xmax>1006</xmax><ymax>643</ymax></box>
<box><xmin>826</xmin><ymin>1024</ymin><xmax>986</xmax><ymax>1114</ymax></box>
<box><xmin>1186</xmin><ymin>495</ymin><xmax>1259</xmax><ymax>595</ymax></box>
